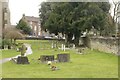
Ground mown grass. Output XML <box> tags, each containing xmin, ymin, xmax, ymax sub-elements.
<box><xmin>1</xmin><ymin>40</ymin><xmax>118</xmax><ymax>78</ymax></box>
<box><xmin>1</xmin><ymin>50</ymin><xmax>20</xmax><ymax>59</ymax></box>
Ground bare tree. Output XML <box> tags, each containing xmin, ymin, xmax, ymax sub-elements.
<box><xmin>112</xmin><ymin>0</ymin><xmax>120</xmax><ymax>23</ymax></box>
<box><xmin>112</xmin><ymin>0</ymin><xmax>120</xmax><ymax>37</ymax></box>
<box><xmin>4</xmin><ymin>27</ymin><xmax>24</xmax><ymax>44</ymax></box>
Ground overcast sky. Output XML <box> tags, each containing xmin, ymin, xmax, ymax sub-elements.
<box><xmin>9</xmin><ymin>0</ymin><xmax>115</xmax><ymax>25</ymax></box>
<box><xmin>9</xmin><ymin>0</ymin><xmax>45</xmax><ymax>25</ymax></box>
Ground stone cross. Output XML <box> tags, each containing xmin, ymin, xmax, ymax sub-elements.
<box><xmin>21</xmin><ymin>44</ymin><xmax>27</xmax><ymax>57</ymax></box>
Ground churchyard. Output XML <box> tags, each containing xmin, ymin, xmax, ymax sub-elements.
<box><xmin>1</xmin><ymin>40</ymin><xmax>118</xmax><ymax>78</ymax></box>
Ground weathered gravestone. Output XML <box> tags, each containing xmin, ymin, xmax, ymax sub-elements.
<box><xmin>61</xmin><ymin>44</ymin><xmax>66</xmax><ymax>51</ymax></box>
<box><xmin>57</xmin><ymin>54</ymin><xmax>70</xmax><ymax>62</ymax></box>
<box><xmin>72</xmin><ymin>44</ymin><xmax>75</xmax><ymax>49</ymax></box>
<box><xmin>77</xmin><ymin>48</ymin><xmax>85</xmax><ymax>54</ymax></box>
<box><xmin>4</xmin><ymin>45</ymin><xmax>8</xmax><ymax>50</ymax></box>
<box><xmin>15</xmin><ymin>44</ymin><xmax>30</xmax><ymax>64</ymax></box>
<box><xmin>17</xmin><ymin>56</ymin><xmax>29</xmax><ymax>64</ymax></box>
<box><xmin>21</xmin><ymin>44</ymin><xmax>27</xmax><ymax>57</ymax></box>
<box><xmin>51</xmin><ymin>41</ymin><xmax>58</xmax><ymax>49</ymax></box>
<box><xmin>40</xmin><ymin>55</ymin><xmax>54</xmax><ymax>63</ymax></box>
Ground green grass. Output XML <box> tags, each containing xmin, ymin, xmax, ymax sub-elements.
<box><xmin>1</xmin><ymin>40</ymin><xmax>118</xmax><ymax>78</ymax></box>
<box><xmin>0</xmin><ymin>50</ymin><xmax>2</xmax><ymax>59</ymax></box>
<box><xmin>1</xmin><ymin>50</ymin><xmax>19</xmax><ymax>59</ymax></box>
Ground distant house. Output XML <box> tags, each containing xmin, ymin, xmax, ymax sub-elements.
<box><xmin>22</xmin><ymin>14</ymin><xmax>42</xmax><ymax>37</ymax></box>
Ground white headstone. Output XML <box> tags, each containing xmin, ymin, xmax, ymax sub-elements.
<box><xmin>61</xmin><ymin>44</ymin><xmax>64</xmax><ymax>50</ymax></box>
<box><xmin>4</xmin><ymin>45</ymin><xmax>8</xmax><ymax>50</ymax></box>
<box><xmin>54</xmin><ymin>44</ymin><xmax>56</xmax><ymax>48</ymax></box>
<box><xmin>63</xmin><ymin>45</ymin><xmax>65</xmax><ymax>51</ymax></box>
<box><xmin>51</xmin><ymin>43</ymin><xmax>54</xmax><ymax>48</ymax></box>
<box><xmin>73</xmin><ymin>44</ymin><xmax>75</xmax><ymax>49</ymax></box>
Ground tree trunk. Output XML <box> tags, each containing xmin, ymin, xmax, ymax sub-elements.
<box><xmin>65</xmin><ymin>34</ymin><xmax>68</xmax><ymax>44</ymax></box>
<box><xmin>14</xmin><ymin>39</ymin><xmax>16</xmax><ymax>44</ymax></box>
<box><xmin>2</xmin><ymin>39</ymin><xmax>5</xmax><ymax>49</ymax></box>
<box><xmin>11</xmin><ymin>38</ymin><xmax>12</xmax><ymax>44</ymax></box>
<box><xmin>65</xmin><ymin>33</ymin><xmax>73</xmax><ymax>47</ymax></box>
<box><xmin>74</xmin><ymin>33</ymin><xmax>80</xmax><ymax>47</ymax></box>
<box><xmin>67</xmin><ymin>33</ymin><xmax>73</xmax><ymax>43</ymax></box>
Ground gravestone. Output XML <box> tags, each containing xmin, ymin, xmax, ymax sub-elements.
<box><xmin>72</xmin><ymin>44</ymin><xmax>75</xmax><ymax>49</ymax></box>
<box><xmin>54</xmin><ymin>43</ymin><xmax>57</xmax><ymax>48</ymax></box>
<box><xmin>61</xmin><ymin>44</ymin><xmax>66</xmax><ymax>51</ymax></box>
<box><xmin>40</xmin><ymin>55</ymin><xmax>54</xmax><ymax>63</ymax></box>
<box><xmin>15</xmin><ymin>44</ymin><xmax>29</xmax><ymax>64</ymax></box>
<box><xmin>61</xmin><ymin>44</ymin><xmax>64</xmax><ymax>50</ymax></box>
<box><xmin>51</xmin><ymin>43</ymin><xmax>54</xmax><ymax>48</ymax></box>
<box><xmin>63</xmin><ymin>45</ymin><xmax>66</xmax><ymax>51</ymax></box>
<box><xmin>57</xmin><ymin>54</ymin><xmax>70</xmax><ymax>62</ymax></box>
<box><xmin>17</xmin><ymin>56</ymin><xmax>29</xmax><ymax>64</ymax></box>
<box><xmin>78</xmin><ymin>48</ymin><xmax>82</xmax><ymax>53</ymax></box>
<box><xmin>4</xmin><ymin>45</ymin><xmax>8</xmax><ymax>50</ymax></box>
<box><xmin>21</xmin><ymin>44</ymin><xmax>27</xmax><ymax>57</ymax></box>
<box><xmin>51</xmin><ymin>43</ymin><xmax>57</xmax><ymax>49</ymax></box>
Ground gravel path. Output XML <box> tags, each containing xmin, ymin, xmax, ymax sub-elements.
<box><xmin>0</xmin><ymin>43</ymin><xmax>32</xmax><ymax>64</ymax></box>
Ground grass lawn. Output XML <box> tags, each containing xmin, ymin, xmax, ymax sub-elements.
<box><xmin>1</xmin><ymin>40</ymin><xmax>118</xmax><ymax>78</ymax></box>
<box><xmin>1</xmin><ymin>50</ymin><xmax>20</xmax><ymax>59</ymax></box>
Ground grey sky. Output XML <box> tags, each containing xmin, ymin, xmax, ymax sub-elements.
<box><xmin>9</xmin><ymin>0</ymin><xmax>45</xmax><ymax>25</ymax></box>
<box><xmin>9</xmin><ymin>0</ymin><xmax>115</xmax><ymax>25</ymax></box>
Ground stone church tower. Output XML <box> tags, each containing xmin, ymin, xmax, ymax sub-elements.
<box><xmin>0</xmin><ymin>0</ymin><xmax>11</xmax><ymax>37</ymax></box>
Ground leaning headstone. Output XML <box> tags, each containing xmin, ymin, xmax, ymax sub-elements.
<box><xmin>57</xmin><ymin>54</ymin><xmax>70</xmax><ymax>62</ymax></box>
<box><xmin>11</xmin><ymin>58</ymin><xmax>17</xmax><ymax>63</ymax></box>
<box><xmin>40</xmin><ymin>55</ymin><xmax>54</xmax><ymax>63</ymax></box>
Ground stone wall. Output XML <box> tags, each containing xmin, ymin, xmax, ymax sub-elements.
<box><xmin>90</xmin><ymin>37</ymin><xmax>119</xmax><ymax>55</ymax></box>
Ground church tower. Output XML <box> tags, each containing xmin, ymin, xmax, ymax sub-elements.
<box><xmin>0</xmin><ymin>0</ymin><xmax>11</xmax><ymax>48</ymax></box>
